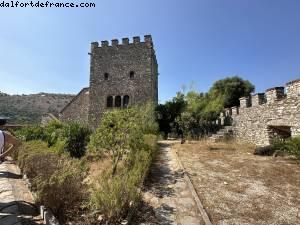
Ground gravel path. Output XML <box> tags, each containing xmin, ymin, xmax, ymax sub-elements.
<box><xmin>0</xmin><ymin>158</ymin><xmax>43</xmax><ymax>225</ymax></box>
<box><xmin>132</xmin><ymin>141</ymin><xmax>205</xmax><ymax>225</ymax></box>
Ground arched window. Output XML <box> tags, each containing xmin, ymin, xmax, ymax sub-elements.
<box><xmin>129</xmin><ymin>71</ymin><xmax>135</xmax><ymax>79</ymax></box>
<box><xmin>115</xmin><ymin>96</ymin><xmax>121</xmax><ymax>107</ymax></box>
<box><xmin>107</xmin><ymin>96</ymin><xmax>113</xmax><ymax>108</ymax></box>
<box><xmin>104</xmin><ymin>73</ymin><xmax>109</xmax><ymax>80</ymax></box>
<box><xmin>123</xmin><ymin>95</ymin><xmax>129</xmax><ymax>107</ymax></box>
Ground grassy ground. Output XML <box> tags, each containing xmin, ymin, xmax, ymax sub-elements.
<box><xmin>174</xmin><ymin>140</ymin><xmax>300</xmax><ymax>225</ymax></box>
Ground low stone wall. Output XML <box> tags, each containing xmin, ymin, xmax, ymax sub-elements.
<box><xmin>219</xmin><ymin>79</ymin><xmax>300</xmax><ymax>146</ymax></box>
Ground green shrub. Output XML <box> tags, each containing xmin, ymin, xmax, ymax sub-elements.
<box><xmin>88</xmin><ymin>108</ymin><xmax>144</xmax><ymax>175</ymax></box>
<box><xmin>43</xmin><ymin>120</ymin><xmax>64</xmax><ymax>147</ymax></box>
<box><xmin>16</xmin><ymin>121</ymin><xmax>91</xmax><ymax>158</ymax></box>
<box><xmin>134</xmin><ymin>103</ymin><xmax>159</xmax><ymax>135</ymax></box>
<box><xmin>88</xmin><ymin>106</ymin><xmax>158</xmax><ymax>223</ymax></box>
<box><xmin>90</xmin><ymin>172</ymin><xmax>134</xmax><ymax>223</ymax></box>
<box><xmin>270</xmin><ymin>136</ymin><xmax>300</xmax><ymax>159</ymax></box>
<box><xmin>89</xmin><ymin>134</ymin><xmax>157</xmax><ymax>222</ymax></box>
<box><xmin>62</xmin><ymin>122</ymin><xmax>91</xmax><ymax>158</ymax></box>
<box><xmin>16</xmin><ymin>125</ymin><xmax>45</xmax><ymax>141</ymax></box>
<box><xmin>286</xmin><ymin>136</ymin><xmax>300</xmax><ymax>158</ymax></box>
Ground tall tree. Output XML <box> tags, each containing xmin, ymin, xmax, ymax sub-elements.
<box><xmin>208</xmin><ymin>76</ymin><xmax>255</xmax><ymax>108</ymax></box>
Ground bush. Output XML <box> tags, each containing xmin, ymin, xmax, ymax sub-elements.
<box><xmin>271</xmin><ymin>136</ymin><xmax>300</xmax><ymax>159</ymax></box>
<box><xmin>90</xmin><ymin>172</ymin><xmax>136</xmax><ymax>223</ymax></box>
<box><xmin>16</xmin><ymin>121</ymin><xmax>91</xmax><ymax>158</ymax></box>
<box><xmin>17</xmin><ymin>141</ymin><xmax>87</xmax><ymax>222</ymax></box>
<box><xmin>35</xmin><ymin>158</ymin><xmax>87</xmax><ymax>219</ymax></box>
<box><xmin>43</xmin><ymin>120</ymin><xmax>64</xmax><ymax>147</ymax></box>
<box><xmin>88</xmin><ymin>105</ymin><xmax>158</xmax><ymax>223</ymax></box>
<box><xmin>16</xmin><ymin>125</ymin><xmax>45</xmax><ymax>141</ymax></box>
<box><xmin>90</xmin><ymin>134</ymin><xmax>157</xmax><ymax>223</ymax></box>
<box><xmin>88</xmin><ymin>108</ymin><xmax>145</xmax><ymax>175</ymax></box>
<box><xmin>62</xmin><ymin>122</ymin><xmax>91</xmax><ymax>158</ymax></box>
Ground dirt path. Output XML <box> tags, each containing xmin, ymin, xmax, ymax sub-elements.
<box><xmin>132</xmin><ymin>141</ymin><xmax>205</xmax><ymax>225</ymax></box>
<box><xmin>175</xmin><ymin>141</ymin><xmax>300</xmax><ymax>225</ymax></box>
<box><xmin>0</xmin><ymin>158</ymin><xmax>43</xmax><ymax>225</ymax></box>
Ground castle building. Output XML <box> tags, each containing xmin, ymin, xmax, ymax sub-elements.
<box><xmin>59</xmin><ymin>35</ymin><xmax>158</xmax><ymax>128</ymax></box>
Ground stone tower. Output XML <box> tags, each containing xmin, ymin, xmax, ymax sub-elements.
<box><xmin>88</xmin><ymin>35</ymin><xmax>158</xmax><ymax>128</ymax></box>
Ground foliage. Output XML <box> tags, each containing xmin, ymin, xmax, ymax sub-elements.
<box><xmin>16</xmin><ymin>141</ymin><xmax>87</xmax><ymax>221</ymax></box>
<box><xmin>88</xmin><ymin>109</ymin><xmax>144</xmax><ymax>175</ymax></box>
<box><xmin>134</xmin><ymin>103</ymin><xmax>159</xmax><ymax>135</ymax></box>
<box><xmin>16</xmin><ymin>121</ymin><xmax>91</xmax><ymax>158</ymax></box>
<box><xmin>89</xmin><ymin>134</ymin><xmax>157</xmax><ymax>223</ymax></box>
<box><xmin>156</xmin><ymin>76</ymin><xmax>255</xmax><ymax>139</ymax></box>
<box><xmin>62</xmin><ymin>122</ymin><xmax>91</xmax><ymax>158</ymax></box>
<box><xmin>271</xmin><ymin>136</ymin><xmax>300</xmax><ymax>159</ymax></box>
<box><xmin>16</xmin><ymin>125</ymin><xmax>45</xmax><ymax>141</ymax></box>
<box><xmin>156</xmin><ymin>92</ymin><xmax>186</xmax><ymax>139</ymax></box>
<box><xmin>43</xmin><ymin>120</ymin><xmax>64</xmax><ymax>146</ymax></box>
<box><xmin>208</xmin><ymin>76</ymin><xmax>255</xmax><ymax>108</ymax></box>
<box><xmin>87</xmin><ymin>104</ymin><xmax>158</xmax><ymax>222</ymax></box>
<box><xmin>88</xmin><ymin>104</ymin><xmax>158</xmax><ymax>175</ymax></box>
<box><xmin>16</xmin><ymin>104</ymin><xmax>158</xmax><ymax>223</ymax></box>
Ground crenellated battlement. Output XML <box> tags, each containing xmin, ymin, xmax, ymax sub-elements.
<box><xmin>90</xmin><ymin>35</ymin><xmax>153</xmax><ymax>51</ymax></box>
<box><xmin>286</xmin><ymin>79</ymin><xmax>300</xmax><ymax>98</ymax></box>
<box><xmin>230</xmin><ymin>78</ymin><xmax>300</xmax><ymax>111</ymax></box>
<box><xmin>217</xmin><ymin>78</ymin><xmax>300</xmax><ymax>146</ymax></box>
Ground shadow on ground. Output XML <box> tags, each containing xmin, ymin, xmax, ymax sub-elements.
<box><xmin>131</xmin><ymin>142</ymin><xmax>181</xmax><ymax>224</ymax></box>
<box><xmin>0</xmin><ymin>201</ymin><xmax>40</xmax><ymax>225</ymax></box>
<box><xmin>131</xmin><ymin>200</ymin><xmax>176</xmax><ymax>225</ymax></box>
<box><xmin>0</xmin><ymin>171</ymin><xmax>22</xmax><ymax>179</ymax></box>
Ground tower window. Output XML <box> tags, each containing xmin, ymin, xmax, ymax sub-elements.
<box><xmin>107</xmin><ymin>96</ymin><xmax>113</xmax><ymax>108</ymax></box>
<box><xmin>104</xmin><ymin>73</ymin><xmax>109</xmax><ymax>80</ymax></box>
<box><xmin>129</xmin><ymin>71</ymin><xmax>135</xmax><ymax>79</ymax></box>
<box><xmin>115</xmin><ymin>96</ymin><xmax>121</xmax><ymax>107</ymax></box>
<box><xmin>123</xmin><ymin>95</ymin><xmax>129</xmax><ymax>107</ymax></box>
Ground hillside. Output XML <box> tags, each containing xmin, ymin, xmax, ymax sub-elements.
<box><xmin>0</xmin><ymin>92</ymin><xmax>75</xmax><ymax>124</ymax></box>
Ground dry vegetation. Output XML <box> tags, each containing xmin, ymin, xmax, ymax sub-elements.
<box><xmin>174</xmin><ymin>140</ymin><xmax>300</xmax><ymax>225</ymax></box>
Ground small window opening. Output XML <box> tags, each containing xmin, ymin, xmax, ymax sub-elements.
<box><xmin>104</xmin><ymin>73</ymin><xmax>109</xmax><ymax>80</ymax></box>
<box><xmin>115</xmin><ymin>96</ymin><xmax>121</xmax><ymax>107</ymax></box>
<box><xmin>123</xmin><ymin>95</ymin><xmax>129</xmax><ymax>107</ymax></box>
<box><xmin>107</xmin><ymin>96</ymin><xmax>113</xmax><ymax>108</ymax></box>
<box><xmin>129</xmin><ymin>71</ymin><xmax>135</xmax><ymax>79</ymax></box>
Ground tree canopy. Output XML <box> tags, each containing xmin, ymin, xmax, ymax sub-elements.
<box><xmin>156</xmin><ymin>76</ymin><xmax>255</xmax><ymax>138</ymax></box>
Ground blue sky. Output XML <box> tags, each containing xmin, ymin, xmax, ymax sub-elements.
<box><xmin>0</xmin><ymin>0</ymin><xmax>300</xmax><ymax>102</ymax></box>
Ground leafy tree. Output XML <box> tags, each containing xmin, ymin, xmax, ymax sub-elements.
<box><xmin>156</xmin><ymin>92</ymin><xmax>186</xmax><ymax>139</ymax></box>
<box><xmin>158</xmin><ymin>76</ymin><xmax>255</xmax><ymax>139</ymax></box>
<box><xmin>208</xmin><ymin>76</ymin><xmax>255</xmax><ymax>108</ymax></box>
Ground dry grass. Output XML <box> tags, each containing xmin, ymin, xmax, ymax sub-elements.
<box><xmin>174</xmin><ymin>140</ymin><xmax>300</xmax><ymax>225</ymax></box>
<box><xmin>85</xmin><ymin>158</ymin><xmax>112</xmax><ymax>185</ymax></box>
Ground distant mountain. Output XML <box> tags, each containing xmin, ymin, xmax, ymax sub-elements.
<box><xmin>0</xmin><ymin>92</ymin><xmax>75</xmax><ymax>124</ymax></box>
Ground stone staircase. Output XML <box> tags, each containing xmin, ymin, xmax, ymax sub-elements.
<box><xmin>210</xmin><ymin>126</ymin><xmax>234</xmax><ymax>142</ymax></box>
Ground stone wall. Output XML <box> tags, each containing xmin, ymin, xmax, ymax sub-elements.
<box><xmin>220</xmin><ymin>79</ymin><xmax>300</xmax><ymax>146</ymax></box>
<box><xmin>59</xmin><ymin>88</ymin><xmax>89</xmax><ymax>124</ymax></box>
<box><xmin>88</xmin><ymin>35</ymin><xmax>158</xmax><ymax>128</ymax></box>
